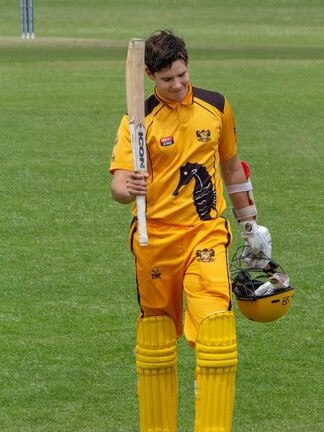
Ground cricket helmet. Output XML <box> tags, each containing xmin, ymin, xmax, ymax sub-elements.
<box><xmin>230</xmin><ymin>248</ymin><xmax>294</xmax><ymax>323</ymax></box>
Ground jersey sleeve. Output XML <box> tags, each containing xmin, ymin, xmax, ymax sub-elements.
<box><xmin>218</xmin><ymin>98</ymin><xmax>238</xmax><ymax>162</ymax></box>
<box><xmin>109</xmin><ymin>114</ymin><xmax>134</xmax><ymax>174</ymax></box>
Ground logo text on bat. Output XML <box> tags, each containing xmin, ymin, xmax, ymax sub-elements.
<box><xmin>136</xmin><ymin>123</ymin><xmax>146</xmax><ymax>170</ymax></box>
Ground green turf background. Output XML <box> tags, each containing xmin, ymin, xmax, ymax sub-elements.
<box><xmin>1</xmin><ymin>1</ymin><xmax>323</xmax><ymax>431</ymax></box>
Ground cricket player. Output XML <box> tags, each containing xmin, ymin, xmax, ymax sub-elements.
<box><xmin>109</xmin><ymin>30</ymin><xmax>271</xmax><ymax>432</ymax></box>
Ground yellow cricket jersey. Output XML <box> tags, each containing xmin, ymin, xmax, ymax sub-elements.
<box><xmin>110</xmin><ymin>84</ymin><xmax>237</xmax><ymax>226</ymax></box>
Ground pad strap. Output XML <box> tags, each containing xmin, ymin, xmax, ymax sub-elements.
<box><xmin>226</xmin><ymin>180</ymin><xmax>252</xmax><ymax>195</ymax></box>
<box><xmin>232</xmin><ymin>204</ymin><xmax>257</xmax><ymax>221</ymax></box>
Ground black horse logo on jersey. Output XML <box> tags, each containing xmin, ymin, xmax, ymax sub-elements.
<box><xmin>172</xmin><ymin>162</ymin><xmax>216</xmax><ymax>220</ymax></box>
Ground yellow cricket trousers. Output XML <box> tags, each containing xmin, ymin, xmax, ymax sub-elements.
<box><xmin>129</xmin><ymin>217</ymin><xmax>233</xmax><ymax>345</ymax></box>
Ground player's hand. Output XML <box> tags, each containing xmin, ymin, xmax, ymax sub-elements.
<box><xmin>240</xmin><ymin>221</ymin><xmax>271</xmax><ymax>269</ymax></box>
<box><xmin>126</xmin><ymin>171</ymin><xmax>148</xmax><ymax>197</ymax></box>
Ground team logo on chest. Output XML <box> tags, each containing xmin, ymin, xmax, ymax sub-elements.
<box><xmin>196</xmin><ymin>129</ymin><xmax>211</xmax><ymax>142</ymax></box>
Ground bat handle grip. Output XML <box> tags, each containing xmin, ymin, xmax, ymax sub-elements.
<box><xmin>136</xmin><ymin>195</ymin><xmax>148</xmax><ymax>246</ymax></box>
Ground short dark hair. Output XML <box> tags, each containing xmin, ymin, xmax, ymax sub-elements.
<box><xmin>145</xmin><ymin>30</ymin><xmax>188</xmax><ymax>74</ymax></box>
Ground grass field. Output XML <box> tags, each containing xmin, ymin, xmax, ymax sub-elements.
<box><xmin>1</xmin><ymin>1</ymin><xmax>323</xmax><ymax>431</ymax></box>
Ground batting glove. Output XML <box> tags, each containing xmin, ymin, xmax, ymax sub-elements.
<box><xmin>240</xmin><ymin>221</ymin><xmax>272</xmax><ymax>269</ymax></box>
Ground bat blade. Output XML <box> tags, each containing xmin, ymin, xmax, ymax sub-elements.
<box><xmin>126</xmin><ymin>38</ymin><xmax>148</xmax><ymax>246</ymax></box>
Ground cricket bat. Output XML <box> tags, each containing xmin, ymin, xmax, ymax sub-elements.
<box><xmin>126</xmin><ymin>38</ymin><xmax>148</xmax><ymax>246</ymax></box>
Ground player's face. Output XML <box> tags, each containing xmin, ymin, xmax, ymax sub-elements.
<box><xmin>147</xmin><ymin>60</ymin><xmax>190</xmax><ymax>102</ymax></box>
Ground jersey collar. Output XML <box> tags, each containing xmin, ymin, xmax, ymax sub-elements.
<box><xmin>154</xmin><ymin>83</ymin><xmax>193</xmax><ymax>109</ymax></box>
